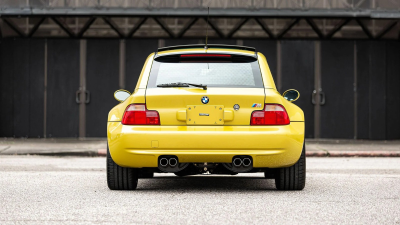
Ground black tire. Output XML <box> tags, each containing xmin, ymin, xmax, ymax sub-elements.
<box><xmin>107</xmin><ymin>146</ymin><xmax>138</xmax><ymax>190</ymax></box>
<box><xmin>274</xmin><ymin>143</ymin><xmax>306</xmax><ymax>190</ymax></box>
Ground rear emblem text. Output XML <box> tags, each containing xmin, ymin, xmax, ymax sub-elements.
<box><xmin>252</xmin><ymin>103</ymin><xmax>262</xmax><ymax>108</ymax></box>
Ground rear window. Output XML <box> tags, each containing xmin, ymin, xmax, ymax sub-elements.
<box><xmin>147</xmin><ymin>54</ymin><xmax>263</xmax><ymax>88</ymax></box>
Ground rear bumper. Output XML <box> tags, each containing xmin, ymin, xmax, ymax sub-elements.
<box><xmin>107</xmin><ymin>122</ymin><xmax>304</xmax><ymax>169</ymax></box>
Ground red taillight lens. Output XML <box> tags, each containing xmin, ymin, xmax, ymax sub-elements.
<box><xmin>250</xmin><ymin>104</ymin><xmax>290</xmax><ymax>125</ymax></box>
<box><xmin>122</xmin><ymin>104</ymin><xmax>160</xmax><ymax>125</ymax></box>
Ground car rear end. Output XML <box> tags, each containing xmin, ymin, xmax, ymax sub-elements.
<box><xmin>107</xmin><ymin>46</ymin><xmax>304</xmax><ymax>174</ymax></box>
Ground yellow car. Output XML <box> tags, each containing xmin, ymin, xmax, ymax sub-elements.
<box><xmin>107</xmin><ymin>44</ymin><xmax>305</xmax><ymax>190</ymax></box>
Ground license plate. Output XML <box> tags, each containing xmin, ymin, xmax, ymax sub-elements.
<box><xmin>186</xmin><ymin>105</ymin><xmax>224</xmax><ymax>125</ymax></box>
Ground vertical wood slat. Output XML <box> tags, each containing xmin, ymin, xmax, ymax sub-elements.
<box><xmin>356</xmin><ymin>41</ymin><xmax>388</xmax><ymax>140</ymax></box>
<box><xmin>353</xmin><ymin>42</ymin><xmax>357</xmax><ymax>139</ymax></box>
<box><xmin>29</xmin><ymin>39</ymin><xmax>45</xmax><ymax>138</ymax></box>
<box><xmin>314</xmin><ymin>41</ymin><xmax>321</xmax><ymax>139</ymax></box>
<box><xmin>0</xmin><ymin>40</ymin><xmax>14</xmax><ymax>137</ymax></box>
<box><xmin>386</xmin><ymin>41</ymin><xmax>400</xmax><ymax>140</ymax></box>
<box><xmin>0</xmin><ymin>39</ymin><xmax>45</xmax><ymax>138</ymax></box>
<box><xmin>320</xmin><ymin>41</ymin><xmax>354</xmax><ymax>139</ymax></box>
<box><xmin>44</xmin><ymin>40</ymin><xmax>47</xmax><ymax>138</ymax></box>
<box><xmin>385</xmin><ymin>42</ymin><xmax>400</xmax><ymax>140</ymax></box>
<box><xmin>119</xmin><ymin>40</ymin><xmax>126</xmax><ymax>89</ymax></box>
<box><xmin>356</xmin><ymin>41</ymin><xmax>370</xmax><ymax>139</ymax></box>
<box><xmin>13</xmin><ymin>40</ymin><xmax>30</xmax><ymax>137</ymax></box>
<box><xmin>368</xmin><ymin>42</ymin><xmax>386</xmax><ymax>140</ymax></box>
<box><xmin>46</xmin><ymin>40</ymin><xmax>80</xmax><ymax>137</ymax></box>
<box><xmin>79</xmin><ymin>40</ymin><xmax>87</xmax><ymax>138</ymax></box>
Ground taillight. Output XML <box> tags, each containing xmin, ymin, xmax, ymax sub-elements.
<box><xmin>122</xmin><ymin>104</ymin><xmax>160</xmax><ymax>125</ymax></box>
<box><xmin>250</xmin><ymin>104</ymin><xmax>290</xmax><ymax>125</ymax></box>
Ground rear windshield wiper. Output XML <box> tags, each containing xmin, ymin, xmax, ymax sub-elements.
<box><xmin>157</xmin><ymin>82</ymin><xmax>207</xmax><ymax>90</ymax></box>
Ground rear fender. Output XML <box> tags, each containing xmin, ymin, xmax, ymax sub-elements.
<box><xmin>264</xmin><ymin>89</ymin><xmax>304</xmax><ymax>122</ymax></box>
<box><xmin>107</xmin><ymin>89</ymin><xmax>146</xmax><ymax>122</ymax></box>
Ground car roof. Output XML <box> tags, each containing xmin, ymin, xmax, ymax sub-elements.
<box><xmin>158</xmin><ymin>44</ymin><xmax>255</xmax><ymax>52</ymax></box>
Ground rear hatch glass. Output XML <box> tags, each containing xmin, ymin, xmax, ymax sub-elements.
<box><xmin>145</xmin><ymin>53</ymin><xmax>265</xmax><ymax>126</ymax></box>
<box><xmin>147</xmin><ymin>54</ymin><xmax>263</xmax><ymax>88</ymax></box>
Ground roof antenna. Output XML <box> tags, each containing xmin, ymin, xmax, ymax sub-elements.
<box><xmin>205</xmin><ymin>7</ymin><xmax>210</xmax><ymax>50</ymax></box>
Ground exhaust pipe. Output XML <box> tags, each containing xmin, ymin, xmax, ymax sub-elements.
<box><xmin>223</xmin><ymin>156</ymin><xmax>253</xmax><ymax>173</ymax></box>
<box><xmin>160</xmin><ymin>158</ymin><xmax>169</xmax><ymax>167</ymax></box>
<box><xmin>169</xmin><ymin>158</ymin><xmax>178</xmax><ymax>167</ymax></box>
<box><xmin>158</xmin><ymin>155</ymin><xmax>188</xmax><ymax>173</ymax></box>
<box><xmin>242</xmin><ymin>158</ymin><xmax>252</xmax><ymax>167</ymax></box>
<box><xmin>233</xmin><ymin>158</ymin><xmax>243</xmax><ymax>167</ymax></box>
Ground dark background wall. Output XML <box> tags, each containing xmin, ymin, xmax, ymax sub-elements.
<box><xmin>86</xmin><ymin>40</ymin><xmax>120</xmax><ymax>137</ymax></box>
<box><xmin>0</xmin><ymin>39</ymin><xmax>45</xmax><ymax>138</ymax></box>
<box><xmin>320</xmin><ymin>41</ymin><xmax>355</xmax><ymax>139</ymax></box>
<box><xmin>46</xmin><ymin>39</ymin><xmax>80</xmax><ymax>137</ymax></box>
<box><xmin>0</xmin><ymin>39</ymin><xmax>399</xmax><ymax>139</ymax></box>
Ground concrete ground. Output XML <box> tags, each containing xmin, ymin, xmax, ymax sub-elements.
<box><xmin>0</xmin><ymin>156</ymin><xmax>399</xmax><ymax>224</ymax></box>
<box><xmin>1</xmin><ymin>138</ymin><xmax>399</xmax><ymax>157</ymax></box>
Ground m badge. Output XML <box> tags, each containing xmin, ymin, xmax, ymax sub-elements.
<box><xmin>252</xmin><ymin>103</ymin><xmax>262</xmax><ymax>108</ymax></box>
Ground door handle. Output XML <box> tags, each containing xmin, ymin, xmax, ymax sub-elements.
<box><xmin>76</xmin><ymin>89</ymin><xmax>90</xmax><ymax>104</ymax></box>
<box><xmin>85</xmin><ymin>90</ymin><xmax>90</xmax><ymax>104</ymax></box>
<box><xmin>320</xmin><ymin>91</ymin><xmax>326</xmax><ymax>105</ymax></box>
<box><xmin>312</xmin><ymin>90</ymin><xmax>317</xmax><ymax>105</ymax></box>
<box><xmin>76</xmin><ymin>90</ymin><xmax>81</xmax><ymax>104</ymax></box>
<box><xmin>312</xmin><ymin>89</ymin><xmax>326</xmax><ymax>105</ymax></box>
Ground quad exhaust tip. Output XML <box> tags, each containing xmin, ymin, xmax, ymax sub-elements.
<box><xmin>233</xmin><ymin>158</ymin><xmax>243</xmax><ymax>167</ymax></box>
<box><xmin>160</xmin><ymin>158</ymin><xmax>169</xmax><ymax>167</ymax></box>
<box><xmin>169</xmin><ymin>158</ymin><xmax>178</xmax><ymax>167</ymax></box>
<box><xmin>159</xmin><ymin>157</ymin><xmax>178</xmax><ymax>167</ymax></box>
<box><xmin>232</xmin><ymin>157</ymin><xmax>252</xmax><ymax>167</ymax></box>
<box><xmin>242</xmin><ymin>158</ymin><xmax>251</xmax><ymax>167</ymax></box>
<box><xmin>224</xmin><ymin>156</ymin><xmax>253</xmax><ymax>173</ymax></box>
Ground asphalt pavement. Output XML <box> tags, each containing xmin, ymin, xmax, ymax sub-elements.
<box><xmin>0</xmin><ymin>156</ymin><xmax>399</xmax><ymax>224</ymax></box>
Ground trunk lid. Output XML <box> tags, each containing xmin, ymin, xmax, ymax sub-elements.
<box><xmin>146</xmin><ymin>88</ymin><xmax>265</xmax><ymax>125</ymax></box>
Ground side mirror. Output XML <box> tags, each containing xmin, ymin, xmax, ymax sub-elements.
<box><xmin>282</xmin><ymin>89</ymin><xmax>300</xmax><ymax>102</ymax></box>
<box><xmin>114</xmin><ymin>89</ymin><xmax>131</xmax><ymax>102</ymax></box>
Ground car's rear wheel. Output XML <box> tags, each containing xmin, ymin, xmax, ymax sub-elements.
<box><xmin>273</xmin><ymin>142</ymin><xmax>306</xmax><ymax>190</ymax></box>
<box><xmin>107</xmin><ymin>146</ymin><xmax>138</xmax><ymax>190</ymax></box>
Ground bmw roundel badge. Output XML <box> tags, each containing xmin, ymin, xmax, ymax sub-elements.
<box><xmin>201</xmin><ymin>96</ymin><xmax>209</xmax><ymax>104</ymax></box>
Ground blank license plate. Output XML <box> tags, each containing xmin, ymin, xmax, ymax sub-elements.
<box><xmin>186</xmin><ymin>105</ymin><xmax>224</xmax><ymax>125</ymax></box>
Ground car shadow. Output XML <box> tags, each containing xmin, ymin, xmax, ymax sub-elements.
<box><xmin>135</xmin><ymin>175</ymin><xmax>277</xmax><ymax>192</ymax></box>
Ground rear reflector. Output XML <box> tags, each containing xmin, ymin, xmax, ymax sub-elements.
<box><xmin>180</xmin><ymin>54</ymin><xmax>231</xmax><ymax>58</ymax></box>
<box><xmin>122</xmin><ymin>104</ymin><xmax>160</xmax><ymax>125</ymax></box>
<box><xmin>250</xmin><ymin>104</ymin><xmax>290</xmax><ymax>125</ymax></box>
